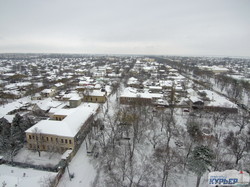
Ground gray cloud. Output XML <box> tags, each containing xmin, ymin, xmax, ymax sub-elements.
<box><xmin>0</xmin><ymin>0</ymin><xmax>249</xmax><ymax>56</ymax></box>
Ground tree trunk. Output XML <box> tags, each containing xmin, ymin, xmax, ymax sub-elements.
<box><xmin>196</xmin><ymin>175</ymin><xmax>201</xmax><ymax>187</ymax></box>
<box><xmin>161</xmin><ymin>165</ymin><xmax>169</xmax><ymax>187</ymax></box>
<box><xmin>184</xmin><ymin>143</ymin><xmax>192</xmax><ymax>170</ymax></box>
<box><xmin>235</xmin><ymin>156</ymin><xmax>240</xmax><ymax>165</ymax></box>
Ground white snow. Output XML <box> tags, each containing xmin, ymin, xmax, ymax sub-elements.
<box><xmin>32</xmin><ymin>98</ymin><xmax>63</xmax><ymax>111</ymax></box>
<box><xmin>4</xmin><ymin>82</ymin><xmax>32</xmax><ymax>89</ymax></box>
<box><xmin>13</xmin><ymin>147</ymin><xmax>62</xmax><ymax>167</ymax></box>
<box><xmin>57</xmin><ymin>140</ymin><xmax>97</xmax><ymax>187</ymax></box>
<box><xmin>0</xmin><ymin>165</ymin><xmax>57</xmax><ymax>187</ymax></box>
<box><xmin>200</xmin><ymin>90</ymin><xmax>237</xmax><ymax>108</ymax></box>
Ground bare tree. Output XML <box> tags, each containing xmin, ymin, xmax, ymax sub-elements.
<box><xmin>32</xmin><ymin>127</ymin><xmax>43</xmax><ymax>157</ymax></box>
<box><xmin>154</xmin><ymin>146</ymin><xmax>182</xmax><ymax>187</ymax></box>
<box><xmin>224</xmin><ymin>131</ymin><xmax>249</xmax><ymax>165</ymax></box>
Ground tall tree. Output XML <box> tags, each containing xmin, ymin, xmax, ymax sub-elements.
<box><xmin>188</xmin><ymin>145</ymin><xmax>215</xmax><ymax>187</ymax></box>
<box><xmin>0</xmin><ymin>118</ymin><xmax>11</xmax><ymax>150</ymax></box>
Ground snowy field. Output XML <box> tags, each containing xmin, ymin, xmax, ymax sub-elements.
<box><xmin>0</xmin><ymin>164</ymin><xmax>57</xmax><ymax>187</ymax></box>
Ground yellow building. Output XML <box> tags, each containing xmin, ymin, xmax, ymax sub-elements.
<box><xmin>25</xmin><ymin>103</ymin><xmax>99</xmax><ymax>153</ymax></box>
<box><xmin>83</xmin><ymin>90</ymin><xmax>107</xmax><ymax>103</ymax></box>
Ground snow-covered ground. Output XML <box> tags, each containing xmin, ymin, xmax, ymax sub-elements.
<box><xmin>0</xmin><ymin>164</ymin><xmax>57</xmax><ymax>187</ymax></box>
<box><xmin>13</xmin><ymin>147</ymin><xmax>62</xmax><ymax>167</ymax></box>
<box><xmin>57</xmin><ymin>141</ymin><xmax>97</xmax><ymax>187</ymax></box>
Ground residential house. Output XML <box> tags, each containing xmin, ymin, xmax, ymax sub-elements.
<box><xmin>69</xmin><ymin>96</ymin><xmax>82</xmax><ymax>108</ymax></box>
<box><xmin>120</xmin><ymin>87</ymin><xmax>163</xmax><ymax>105</ymax></box>
<box><xmin>83</xmin><ymin>90</ymin><xmax>107</xmax><ymax>103</ymax></box>
<box><xmin>41</xmin><ymin>89</ymin><xmax>56</xmax><ymax>98</ymax></box>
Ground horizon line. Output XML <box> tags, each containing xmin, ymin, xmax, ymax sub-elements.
<box><xmin>0</xmin><ymin>52</ymin><xmax>249</xmax><ymax>59</ymax></box>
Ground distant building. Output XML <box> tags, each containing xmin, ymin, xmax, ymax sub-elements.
<box><xmin>41</xmin><ymin>89</ymin><xmax>56</xmax><ymax>97</ymax></box>
<box><xmin>188</xmin><ymin>90</ymin><xmax>238</xmax><ymax>113</ymax></box>
<box><xmin>83</xmin><ymin>90</ymin><xmax>107</xmax><ymax>103</ymax></box>
<box><xmin>127</xmin><ymin>77</ymin><xmax>140</xmax><ymax>88</ymax></box>
<box><xmin>119</xmin><ymin>87</ymin><xmax>163</xmax><ymax>105</ymax></box>
<box><xmin>199</xmin><ymin>66</ymin><xmax>229</xmax><ymax>74</ymax></box>
<box><xmin>69</xmin><ymin>96</ymin><xmax>82</xmax><ymax>108</ymax></box>
<box><xmin>148</xmin><ymin>86</ymin><xmax>163</xmax><ymax>93</ymax></box>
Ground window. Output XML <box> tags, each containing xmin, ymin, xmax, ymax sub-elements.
<box><xmin>32</xmin><ymin>135</ymin><xmax>35</xmax><ymax>139</ymax></box>
<box><xmin>65</xmin><ymin>139</ymin><xmax>68</xmax><ymax>144</ymax></box>
<box><xmin>56</xmin><ymin>138</ymin><xmax>58</xmax><ymax>142</ymax></box>
<box><xmin>69</xmin><ymin>140</ymin><xmax>72</xmax><ymax>144</ymax></box>
<box><xmin>61</xmin><ymin>139</ymin><xmax>64</xmax><ymax>143</ymax></box>
<box><xmin>51</xmin><ymin>137</ymin><xmax>53</xmax><ymax>142</ymax></box>
<box><xmin>96</xmin><ymin>98</ymin><xmax>97</xmax><ymax>101</ymax></box>
<box><xmin>46</xmin><ymin>137</ymin><xmax>49</xmax><ymax>141</ymax></box>
<box><xmin>29</xmin><ymin>135</ymin><xmax>31</xmax><ymax>139</ymax></box>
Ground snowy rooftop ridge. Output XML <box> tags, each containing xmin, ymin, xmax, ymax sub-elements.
<box><xmin>120</xmin><ymin>87</ymin><xmax>163</xmax><ymax>99</ymax></box>
<box><xmin>25</xmin><ymin>103</ymin><xmax>99</xmax><ymax>137</ymax></box>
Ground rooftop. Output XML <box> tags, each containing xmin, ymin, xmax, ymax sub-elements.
<box><xmin>26</xmin><ymin>103</ymin><xmax>99</xmax><ymax>137</ymax></box>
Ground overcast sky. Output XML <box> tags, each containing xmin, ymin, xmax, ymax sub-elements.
<box><xmin>0</xmin><ymin>0</ymin><xmax>249</xmax><ymax>57</ymax></box>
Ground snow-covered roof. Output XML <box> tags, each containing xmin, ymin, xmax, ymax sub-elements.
<box><xmin>0</xmin><ymin>97</ymin><xmax>30</xmax><ymax>118</ymax></box>
<box><xmin>61</xmin><ymin>150</ymin><xmax>73</xmax><ymax>160</ymax></box>
<box><xmin>26</xmin><ymin>103</ymin><xmax>99</xmax><ymax>137</ymax></box>
<box><xmin>120</xmin><ymin>87</ymin><xmax>163</xmax><ymax>99</ymax></box>
<box><xmin>159</xmin><ymin>80</ymin><xmax>173</xmax><ymax>87</ymax></box>
<box><xmin>189</xmin><ymin>96</ymin><xmax>203</xmax><ymax>103</ymax></box>
<box><xmin>2</xmin><ymin>73</ymin><xmax>15</xmax><ymax>77</ymax></box>
<box><xmin>32</xmin><ymin>98</ymin><xmax>63</xmax><ymax>111</ymax></box>
<box><xmin>69</xmin><ymin>96</ymin><xmax>82</xmax><ymax>101</ymax></box>
<box><xmin>127</xmin><ymin>77</ymin><xmax>139</xmax><ymax>85</ymax></box>
<box><xmin>149</xmin><ymin>86</ymin><xmax>162</xmax><ymax>90</ymax></box>
<box><xmin>5</xmin><ymin>82</ymin><xmax>32</xmax><ymax>89</ymax></box>
<box><xmin>62</xmin><ymin>93</ymin><xmax>81</xmax><ymax>100</ymax></box>
<box><xmin>186</xmin><ymin>88</ymin><xmax>196</xmax><ymax>95</ymax></box>
<box><xmin>94</xmin><ymin>84</ymin><xmax>102</xmax><ymax>89</ymax></box>
<box><xmin>87</xmin><ymin>90</ymin><xmax>106</xmax><ymax>97</ymax></box>
<box><xmin>55</xmin><ymin>82</ymin><xmax>64</xmax><ymax>87</ymax></box>
<box><xmin>2</xmin><ymin>115</ymin><xmax>14</xmax><ymax>123</ymax></box>
<box><xmin>199</xmin><ymin>65</ymin><xmax>229</xmax><ymax>72</ymax></box>
<box><xmin>175</xmin><ymin>85</ymin><xmax>183</xmax><ymax>91</ymax></box>
<box><xmin>41</xmin><ymin>89</ymin><xmax>55</xmax><ymax>94</ymax></box>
